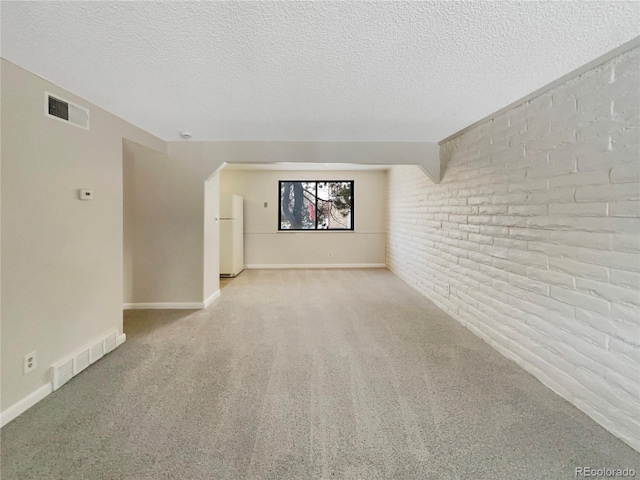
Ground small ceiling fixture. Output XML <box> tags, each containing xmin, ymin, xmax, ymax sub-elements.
<box><xmin>179</xmin><ymin>131</ymin><xmax>192</xmax><ymax>139</ymax></box>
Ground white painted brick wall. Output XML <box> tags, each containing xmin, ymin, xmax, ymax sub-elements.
<box><xmin>387</xmin><ymin>47</ymin><xmax>640</xmax><ymax>451</ymax></box>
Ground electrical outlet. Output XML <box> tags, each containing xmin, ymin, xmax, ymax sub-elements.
<box><xmin>263</xmin><ymin>202</ymin><xmax>268</xmax><ymax>208</ymax></box>
<box><xmin>24</xmin><ymin>351</ymin><xmax>37</xmax><ymax>374</ymax></box>
<box><xmin>328</xmin><ymin>251</ymin><xmax>333</xmax><ymax>257</ymax></box>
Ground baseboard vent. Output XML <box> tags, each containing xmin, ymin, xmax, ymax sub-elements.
<box><xmin>2</xmin><ymin>330</ymin><xmax>126</xmax><ymax>428</ymax></box>
<box><xmin>90</xmin><ymin>340</ymin><xmax>104</xmax><ymax>363</ymax></box>
<box><xmin>73</xmin><ymin>349</ymin><xmax>90</xmax><ymax>375</ymax></box>
<box><xmin>51</xmin><ymin>329</ymin><xmax>122</xmax><ymax>391</ymax></box>
<box><xmin>104</xmin><ymin>331</ymin><xmax>117</xmax><ymax>354</ymax></box>
<box><xmin>52</xmin><ymin>359</ymin><xmax>73</xmax><ymax>390</ymax></box>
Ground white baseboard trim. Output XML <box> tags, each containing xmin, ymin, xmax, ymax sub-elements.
<box><xmin>116</xmin><ymin>333</ymin><xmax>127</xmax><ymax>347</ymax></box>
<box><xmin>1</xmin><ymin>383</ymin><xmax>53</xmax><ymax>428</ymax></box>
<box><xmin>123</xmin><ymin>294</ymin><xmax>224</xmax><ymax>311</ymax></box>
<box><xmin>203</xmin><ymin>290</ymin><xmax>221</xmax><ymax>308</ymax></box>
<box><xmin>245</xmin><ymin>263</ymin><xmax>386</xmax><ymax>269</ymax></box>
<box><xmin>123</xmin><ymin>302</ymin><xmax>204</xmax><ymax>310</ymax></box>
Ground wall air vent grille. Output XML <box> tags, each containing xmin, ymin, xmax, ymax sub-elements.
<box><xmin>45</xmin><ymin>92</ymin><xmax>90</xmax><ymax>130</ymax></box>
<box><xmin>48</xmin><ymin>95</ymin><xmax>68</xmax><ymax>120</ymax></box>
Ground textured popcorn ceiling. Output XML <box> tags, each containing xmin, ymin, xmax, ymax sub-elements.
<box><xmin>2</xmin><ymin>1</ymin><xmax>639</xmax><ymax>142</ymax></box>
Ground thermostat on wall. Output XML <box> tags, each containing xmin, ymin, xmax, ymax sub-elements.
<box><xmin>79</xmin><ymin>189</ymin><xmax>93</xmax><ymax>200</ymax></box>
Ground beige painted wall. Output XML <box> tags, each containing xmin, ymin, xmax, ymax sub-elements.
<box><xmin>122</xmin><ymin>141</ymin><xmax>421</xmax><ymax>306</ymax></box>
<box><xmin>220</xmin><ymin>169</ymin><xmax>387</xmax><ymax>266</ymax></box>
<box><xmin>1</xmin><ymin>60</ymin><xmax>165</xmax><ymax>410</ymax></box>
<box><xmin>203</xmin><ymin>172</ymin><xmax>221</xmax><ymax>301</ymax></box>
<box><xmin>122</xmin><ymin>141</ymin><xmax>215</xmax><ymax>305</ymax></box>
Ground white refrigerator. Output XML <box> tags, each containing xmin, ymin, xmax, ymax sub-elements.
<box><xmin>220</xmin><ymin>194</ymin><xmax>244</xmax><ymax>277</ymax></box>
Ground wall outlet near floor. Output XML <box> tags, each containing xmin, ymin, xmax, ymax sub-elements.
<box><xmin>328</xmin><ymin>251</ymin><xmax>333</xmax><ymax>257</ymax></box>
<box><xmin>24</xmin><ymin>351</ymin><xmax>37</xmax><ymax>374</ymax></box>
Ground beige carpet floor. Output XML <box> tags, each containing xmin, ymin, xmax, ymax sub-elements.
<box><xmin>2</xmin><ymin>268</ymin><xmax>638</xmax><ymax>479</ymax></box>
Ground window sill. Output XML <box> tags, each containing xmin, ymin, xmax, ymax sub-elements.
<box><xmin>277</xmin><ymin>229</ymin><xmax>356</xmax><ymax>233</ymax></box>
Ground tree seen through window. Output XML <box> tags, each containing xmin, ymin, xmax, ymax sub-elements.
<box><xmin>279</xmin><ymin>181</ymin><xmax>353</xmax><ymax>230</ymax></box>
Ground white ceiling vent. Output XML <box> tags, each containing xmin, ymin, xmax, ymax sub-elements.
<box><xmin>45</xmin><ymin>92</ymin><xmax>90</xmax><ymax>130</ymax></box>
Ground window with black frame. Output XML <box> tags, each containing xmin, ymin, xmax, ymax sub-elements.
<box><xmin>279</xmin><ymin>181</ymin><xmax>354</xmax><ymax>231</ymax></box>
